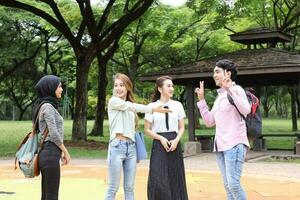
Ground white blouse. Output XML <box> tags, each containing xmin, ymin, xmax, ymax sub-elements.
<box><xmin>108</xmin><ymin>96</ymin><xmax>152</xmax><ymax>141</ymax></box>
<box><xmin>145</xmin><ymin>99</ymin><xmax>186</xmax><ymax>133</ymax></box>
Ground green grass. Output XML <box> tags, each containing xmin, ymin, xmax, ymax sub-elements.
<box><xmin>0</xmin><ymin>118</ymin><xmax>299</xmax><ymax>158</ymax></box>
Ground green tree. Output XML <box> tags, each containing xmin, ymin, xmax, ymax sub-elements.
<box><xmin>0</xmin><ymin>8</ymin><xmax>42</xmax><ymax>82</ymax></box>
<box><xmin>0</xmin><ymin>0</ymin><xmax>155</xmax><ymax>141</ymax></box>
<box><xmin>0</xmin><ymin>9</ymin><xmax>44</xmax><ymax>120</ymax></box>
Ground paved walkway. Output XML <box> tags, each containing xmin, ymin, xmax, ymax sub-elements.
<box><xmin>1</xmin><ymin>151</ymin><xmax>300</xmax><ymax>199</ymax></box>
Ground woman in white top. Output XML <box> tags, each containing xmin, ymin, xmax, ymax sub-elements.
<box><xmin>144</xmin><ymin>76</ymin><xmax>188</xmax><ymax>200</ymax></box>
<box><xmin>105</xmin><ymin>73</ymin><xmax>170</xmax><ymax>200</ymax></box>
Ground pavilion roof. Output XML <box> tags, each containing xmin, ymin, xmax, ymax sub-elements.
<box><xmin>140</xmin><ymin>48</ymin><xmax>300</xmax><ymax>88</ymax></box>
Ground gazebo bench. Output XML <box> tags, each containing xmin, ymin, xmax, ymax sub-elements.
<box><xmin>195</xmin><ymin>133</ymin><xmax>300</xmax><ymax>153</ymax></box>
<box><xmin>253</xmin><ymin>133</ymin><xmax>300</xmax><ymax>152</ymax></box>
<box><xmin>195</xmin><ymin>135</ymin><xmax>215</xmax><ymax>152</ymax></box>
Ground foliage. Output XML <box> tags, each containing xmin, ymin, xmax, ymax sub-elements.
<box><xmin>0</xmin><ymin>7</ymin><xmax>76</xmax><ymax>120</ymax></box>
<box><xmin>0</xmin><ymin>9</ymin><xmax>43</xmax><ymax>120</ymax></box>
<box><xmin>233</xmin><ymin>0</ymin><xmax>300</xmax><ymax>50</ymax></box>
<box><xmin>0</xmin><ymin>1</ymin><xmax>299</xmax><ymax>123</ymax></box>
<box><xmin>109</xmin><ymin>1</ymin><xmax>236</xmax><ymax>103</ymax></box>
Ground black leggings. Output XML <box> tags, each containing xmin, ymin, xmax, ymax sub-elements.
<box><xmin>39</xmin><ymin>141</ymin><xmax>61</xmax><ymax>200</ymax></box>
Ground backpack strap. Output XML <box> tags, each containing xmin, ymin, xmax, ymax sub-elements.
<box><xmin>32</xmin><ymin>103</ymin><xmax>44</xmax><ymax>135</ymax></box>
<box><xmin>227</xmin><ymin>93</ymin><xmax>246</xmax><ymax>121</ymax></box>
<box><xmin>30</xmin><ymin>103</ymin><xmax>50</xmax><ymax>153</ymax></box>
<box><xmin>38</xmin><ymin>128</ymin><xmax>49</xmax><ymax>153</ymax></box>
<box><xmin>15</xmin><ymin>104</ymin><xmax>44</xmax><ymax>152</ymax></box>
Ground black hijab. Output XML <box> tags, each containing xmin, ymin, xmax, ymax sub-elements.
<box><xmin>32</xmin><ymin>75</ymin><xmax>61</xmax><ymax>123</ymax></box>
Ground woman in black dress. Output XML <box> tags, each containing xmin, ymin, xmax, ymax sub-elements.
<box><xmin>144</xmin><ymin>76</ymin><xmax>188</xmax><ymax>200</ymax></box>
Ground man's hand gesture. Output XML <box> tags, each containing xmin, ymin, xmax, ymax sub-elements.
<box><xmin>195</xmin><ymin>81</ymin><xmax>205</xmax><ymax>101</ymax></box>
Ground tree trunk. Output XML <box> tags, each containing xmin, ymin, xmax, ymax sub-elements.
<box><xmin>89</xmin><ymin>54</ymin><xmax>109</xmax><ymax>136</ymax></box>
<box><xmin>128</xmin><ymin>55</ymin><xmax>139</xmax><ymax>91</ymax></box>
<box><xmin>262</xmin><ymin>87</ymin><xmax>269</xmax><ymax>118</ymax></box>
<box><xmin>296</xmin><ymin>92</ymin><xmax>300</xmax><ymax>118</ymax></box>
<box><xmin>72</xmin><ymin>57</ymin><xmax>90</xmax><ymax>141</ymax></box>
<box><xmin>18</xmin><ymin>108</ymin><xmax>25</xmax><ymax>121</ymax></box>
<box><xmin>18</xmin><ymin>102</ymin><xmax>33</xmax><ymax>121</ymax></box>
<box><xmin>297</xmin><ymin>80</ymin><xmax>300</xmax><ymax>118</ymax></box>
<box><xmin>263</xmin><ymin>106</ymin><xmax>269</xmax><ymax>118</ymax></box>
<box><xmin>275</xmin><ymin>88</ymin><xmax>282</xmax><ymax>117</ymax></box>
<box><xmin>289</xmin><ymin>86</ymin><xmax>298</xmax><ymax>131</ymax></box>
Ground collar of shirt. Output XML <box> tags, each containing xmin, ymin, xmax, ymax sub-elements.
<box><xmin>217</xmin><ymin>82</ymin><xmax>236</xmax><ymax>94</ymax></box>
<box><xmin>157</xmin><ymin>99</ymin><xmax>171</xmax><ymax>107</ymax></box>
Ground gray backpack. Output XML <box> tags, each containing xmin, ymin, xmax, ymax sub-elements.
<box><xmin>15</xmin><ymin>104</ymin><xmax>48</xmax><ymax>178</ymax></box>
<box><xmin>15</xmin><ymin>132</ymin><xmax>39</xmax><ymax>178</ymax></box>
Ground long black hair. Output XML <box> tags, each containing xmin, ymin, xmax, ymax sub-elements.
<box><xmin>32</xmin><ymin>75</ymin><xmax>61</xmax><ymax>124</ymax></box>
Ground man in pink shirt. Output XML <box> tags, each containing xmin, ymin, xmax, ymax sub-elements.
<box><xmin>195</xmin><ymin>59</ymin><xmax>250</xmax><ymax>200</ymax></box>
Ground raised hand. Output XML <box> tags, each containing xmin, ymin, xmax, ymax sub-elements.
<box><xmin>195</xmin><ymin>81</ymin><xmax>205</xmax><ymax>101</ymax></box>
<box><xmin>152</xmin><ymin>105</ymin><xmax>172</xmax><ymax>113</ymax></box>
<box><xmin>221</xmin><ymin>69</ymin><xmax>233</xmax><ymax>90</ymax></box>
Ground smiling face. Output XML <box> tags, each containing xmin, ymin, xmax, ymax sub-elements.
<box><xmin>55</xmin><ymin>83</ymin><xmax>63</xmax><ymax>99</ymax></box>
<box><xmin>113</xmin><ymin>78</ymin><xmax>128</xmax><ymax>100</ymax></box>
<box><xmin>159</xmin><ymin>79</ymin><xmax>174</xmax><ymax>99</ymax></box>
<box><xmin>213</xmin><ymin>66</ymin><xmax>226</xmax><ymax>87</ymax></box>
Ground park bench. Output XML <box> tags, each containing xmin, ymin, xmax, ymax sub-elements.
<box><xmin>253</xmin><ymin>133</ymin><xmax>300</xmax><ymax>152</ymax></box>
<box><xmin>195</xmin><ymin>133</ymin><xmax>300</xmax><ymax>152</ymax></box>
<box><xmin>195</xmin><ymin>135</ymin><xmax>215</xmax><ymax>152</ymax></box>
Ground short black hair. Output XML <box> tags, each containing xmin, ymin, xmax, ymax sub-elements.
<box><xmin>216</xmin><ymin>59</ymin><xmax>237</xmax><ymax>81</ymax></box>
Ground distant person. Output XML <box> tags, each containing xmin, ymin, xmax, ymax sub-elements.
<box><xmin>105</xmin><ymin>73</ymin><xmax>170</xmax><ymax>200</ymax></box>
<box><xmin>195</xmin><ymin>59</ymin><xmax>250</xmax><ymax>200</ymax></box>
<box><xmin>144</xmin><ymin>75</ymin><xmax>188</xmax><ymax>200</ymax></box>
<box><xmin>33</xmin><ymin>75</ymin><xmax>71</xmax><ymax>200</ymax></box>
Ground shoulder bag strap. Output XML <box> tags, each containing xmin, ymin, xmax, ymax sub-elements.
<box><xmin>227</xmin><ymin>93</ymin><xmax>246</xmax><ymax>121</ymax></box>
<box><xmin>35</xmin><ymin>103</ymin><xmax>49</xmax><ymax>153</ymax></box>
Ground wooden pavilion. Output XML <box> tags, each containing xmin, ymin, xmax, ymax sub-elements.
<box><xmin>140</xmin><ymin>28</ymin><xmax>300</xmax><ymax>145</ymax></box>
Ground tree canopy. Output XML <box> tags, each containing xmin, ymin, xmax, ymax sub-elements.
<box><xmin>0</xmin><ymin>0</ymin><xmax>299</xmax><ymax>133</ymax></box>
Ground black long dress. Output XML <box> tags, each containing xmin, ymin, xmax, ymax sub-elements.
<box><xmin>147</xmin><ymin>131</ymin><xmax>189</xmax><ymax>200</ymax></box>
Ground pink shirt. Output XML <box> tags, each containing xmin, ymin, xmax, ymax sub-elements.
<box><xmin>197</xmin><ymin>84</ymin><xmax>251</xmax><ymax>152</ymax></box>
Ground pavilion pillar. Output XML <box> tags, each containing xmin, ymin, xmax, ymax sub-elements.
<box><xmin>186</xmin><ymin>83</ymin><xmax>195</xmax><ymax>141</ymax></box>
<box><xmin>184</xmin><ymin>83</ymin><xmax>201</xmax><ymax>155</ymax></box>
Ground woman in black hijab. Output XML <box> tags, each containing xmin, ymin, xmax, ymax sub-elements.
<box><xmin>34</xmin><ymin>75</ymin><xmax>71</xmax><ymax>200</ymax></box>
<box><xmin>33</xmin><ymin>75</ymin><xmax>61</xmax><ymax>122</ymax></box>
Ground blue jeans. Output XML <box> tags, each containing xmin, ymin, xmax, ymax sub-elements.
<box><xmin>105</xmin><ymin>139</ymin><xmax>137</xmax><ymax>200</ymax></box>
<box><xmin>216</xmin><ymin>144</ymin><xmax>247</xmax><ymax>200</ymax></box>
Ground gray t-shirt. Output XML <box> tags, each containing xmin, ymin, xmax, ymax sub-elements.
<box><xmin>38</xmin><ymin>103</ymin><xmax>64</xmax><ymax>147</ymax></box>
